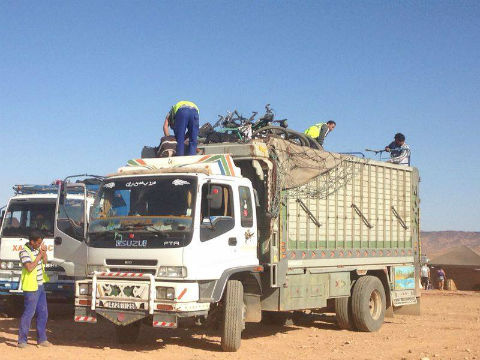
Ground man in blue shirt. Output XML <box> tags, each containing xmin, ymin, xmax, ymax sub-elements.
<box><xmin>385</xmin><ymin>133</ymin><xmax>410</xmax><ymax>165</ymax></box>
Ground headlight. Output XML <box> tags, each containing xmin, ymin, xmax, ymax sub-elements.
<box><xmin>0</xmin><ymin>262</ymin><xmax>6</xmax><ymax>270</ymax></box>
<box><xmin>78</xmin><ymin>283</ymin><xmax>92</xmax><ymax>296</ymax></box>
<box><xmin>7</xmin><ymin>262</ymin><xmax>14</xmax><ymax>269</ymax></box>
<box><xmin>156</xmin><ymin>287</ymin><xmax>175</xmax><ymax>300</ymax></box>
<box><xmin>158</xmin><ymin>266</ymin><xmax>187</xmax><ymax>278</ymax></box>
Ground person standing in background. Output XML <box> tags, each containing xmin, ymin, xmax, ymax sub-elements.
<box><xmin>421</xmin><ymin>264</ymin><xmax>430</xmax><ymax>290</ymax></box>
<box><xmin>437</xmin><ymin>268</ymin><xmax>446</xmax><ymax>290</ymax></box>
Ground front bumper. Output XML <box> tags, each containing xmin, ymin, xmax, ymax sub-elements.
<box><xmin>75</xmin><ymin>272</ymin><xmax>210</xmax><ymax>326</ymax></box>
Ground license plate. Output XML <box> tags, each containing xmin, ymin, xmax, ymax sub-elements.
<box><xmin>393</xmin><ymin>296</ymin><xmax>417</xmax><ymax>306</ymax></box>
<box><xmin>104</xmin><ymin>301</ymin><xmax>136</xmax><ymax>310</ymax></box>
<box><xmin>392</xmin><ymin>289</ymin><xmax>415</xmax><ymax>299</ymax></box>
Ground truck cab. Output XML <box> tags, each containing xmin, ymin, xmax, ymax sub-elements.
<box><xmin>55</xmin><ymin>155</ymin><xmax>261</xmax><ymax>350</ymax></box>
<box><xmin>0</xmin><ymin>185</ymin><xmax>74</xmax><ymax>312</ymax></box>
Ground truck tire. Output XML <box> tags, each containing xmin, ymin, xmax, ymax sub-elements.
<box><xmin>115</xmin><ymin>321</ymin><xmax>141</xmax><ymax>344</ymax></box>
<box><xmin>351</xmin><ymin>276</ymin><xmax>386</xmax><ymax>332</ymax></box>
<box><xmin>221</xmin><ymin>280</ymin><xmax>245</xmax><ymax>352</ymax></box>
<box><xmin>334</xmin><ymin>297</ymin><xmax>354</xmax><ymax>330</ymax></box>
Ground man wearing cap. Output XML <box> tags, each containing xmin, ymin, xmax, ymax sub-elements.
<box><xmin>163</xmin><ymin>100</ymin><xmax>199</xmax><ymax>156</ymax></box>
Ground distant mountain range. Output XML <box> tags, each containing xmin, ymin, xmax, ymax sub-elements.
<box><xmin>420</xmin><ymin>231</ymin><xmax>480</xmax><ymax>257</ymax></box>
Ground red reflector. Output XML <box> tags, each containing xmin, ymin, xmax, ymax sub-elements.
<box><xmin>129</xmin><ymin>233</ymin><xmax>135</xmax><ymax>239</ymax></box>
<box><xmin>156</xmin><ymin>304</ymin><xmax>174</xmax><ymax>311</ymax></box>
<box><xmin>212</xmin><ymin>188</ymin><xmax>219</xmax><ymax>194</ymax></box>
<box><xmin>79</xmin><ymin>299</ymin><xmax>91</xmax><ymax>306</ymax></box>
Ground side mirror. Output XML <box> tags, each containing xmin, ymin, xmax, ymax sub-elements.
<box><xmin>59</xmin><ymin>182</ymin><xmax>66</xmax><ymax>205</ymax></box>
<box><xmin>207</xmin><ymin>186</ymin><xmax>223</xmax><ymax>210</ymax></box>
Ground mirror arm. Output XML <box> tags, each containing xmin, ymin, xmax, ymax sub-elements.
<box><xmin>206</xmin><ymin>181</ymin><xmax>215</xmax><ymax>230</ymax></box>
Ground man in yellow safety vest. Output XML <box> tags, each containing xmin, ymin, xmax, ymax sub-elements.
<box><xmin>17</xmin><ymin>231</ymin><xmax>51</xmax><ymax>348</ymax></box>
<box><xmin>163</xmin><ymin>100</ymin><xmax>200</xmax><ymax>156</ymax></box>
<box><xmin>304</xmin><ymin>120</ymin><xmax>336</xmax><ymax>146</ymax></box>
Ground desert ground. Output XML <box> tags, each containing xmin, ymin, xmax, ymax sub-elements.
<box><xmin>1</xmin><ymin>290</ymin><xmax>479</xmax><ymax>360</ymax></box>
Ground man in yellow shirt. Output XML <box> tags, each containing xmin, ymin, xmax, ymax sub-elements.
<box><xmin>304</xmin><ymin>120</ymin><xmax>336</xmax><ymax>147</ymax></box>
<box><xmin>163</xmin><ymin>101</ymin><xmax>199</xmax><ymax>156</ymax></box>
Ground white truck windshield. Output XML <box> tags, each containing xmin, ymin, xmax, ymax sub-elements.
<box><xmin>88</xmin><ymin>176</ymin><xmax>197</xmax><ymax>248</ymax></box>
<box><xmin>1</xmin><ymin>201</ymin><xmax>55</xmax><ymax>238</ymax></box>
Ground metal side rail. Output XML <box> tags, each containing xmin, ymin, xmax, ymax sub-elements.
<box><xmin>91</xmin><ymin>271</ymin><xmax>156</xmax><ymax>315</ymax></box>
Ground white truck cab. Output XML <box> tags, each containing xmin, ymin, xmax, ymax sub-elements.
<box><xmin>0</xmin><ymin>185</ymin><xmax>74</xmax><ymax>312</ymax></box>
<box><xmin>55</xmin><ymin>155</ymin><xmax>261</xmax><ymax>350</ymax></box>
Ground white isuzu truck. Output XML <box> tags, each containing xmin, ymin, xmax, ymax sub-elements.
<box><xmin>54</xmin><ymin>139</ymin><xmax>421</xmax><ymax>352</ymax></box>
<box><xmin>0</xmin><ymin>185</ymin><xmax>74</xmax><ymax>314</ymax></box>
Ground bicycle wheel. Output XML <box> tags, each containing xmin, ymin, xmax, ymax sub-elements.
<box><xmin>304</xmin><ymin>134</ymin><xmax>322</xmax><ymax>150</ymax></box>
<box><xmin>283</xmin><ymin>129</ymin><xmax>310</xmax><ymax>147</ymax></box>
<box><xmin>252</xmin><ymin>126</ymin><xmax>309</xmax><ymax>147</ymax></box>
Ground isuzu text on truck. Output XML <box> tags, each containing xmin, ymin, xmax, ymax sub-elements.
<box><xmin>54</xmin><ymin>139</ymin><xmax>420</xmax><ymax>351</ymax></box>
<box><xmin>0</xmin><ymin>185</ymin><xmax>75</xmax><ymax>313</ymax></box>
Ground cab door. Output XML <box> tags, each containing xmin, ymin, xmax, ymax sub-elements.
<box><xmin>53</xmin><ymin>183</ymin><xmax>88</xmax><ymax>277</ymax></box>
<box><xmin>235</xmin><ymin>183</ymin><xmax>258</xmax><ymax>265</ymax></box>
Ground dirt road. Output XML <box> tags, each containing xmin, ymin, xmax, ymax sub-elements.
<box><xmin>1</xmin><ymin>290</ymin><xmax>479</xmax><ymax>360</ymax></box>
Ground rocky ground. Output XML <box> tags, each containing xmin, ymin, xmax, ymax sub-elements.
<box><xmin>0</xmin><ymin>290</ymin><xmax>479</xmax><ymax>360</ymax></box>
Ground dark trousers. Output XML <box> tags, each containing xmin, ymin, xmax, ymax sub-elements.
<box><xmin>174</xmin><ymin>107</ymin><xmax>199</xmax><ymax>156</ymax></box>
<box><xmin>18</xmin><ymin>285</ymin><xmax>48</xmax><ymax>344</ymax></box>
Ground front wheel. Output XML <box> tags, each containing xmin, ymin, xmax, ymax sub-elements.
<box><xmin>115</xmin><ymin>321</ymin><xmax>141</xmax><ymax>344</ymax></box>
<box><xmin>351</xmin><ymin>276</ymin><xmax>386</xmax><ymax>332</ymax></box>
<box><xmin>221</xmin><ymin>280</ymin><xmax>245</xmax><ymax>352</ymax></box>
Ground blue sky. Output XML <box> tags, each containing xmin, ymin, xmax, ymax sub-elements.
<box><xmin>1</xmin><ymin>1</ymin><xmax>479</xmax><ymax>231</ymax></box>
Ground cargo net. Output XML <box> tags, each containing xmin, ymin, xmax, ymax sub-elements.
<box><xmin>265</xmin><ymin>138</ymin><xmax>367</xmax><ymax>217</ymax></box>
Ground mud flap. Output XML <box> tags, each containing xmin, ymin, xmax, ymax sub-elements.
<box><xmin>96</xmin><ymin>309</ymin><xmax>146</xmax><ymax>325</ymax></box>
<box><xmin>153</xmin><ymin>313</ymin><xmax>178</xmax><ymax>328</ymax></box>
<box><xmin>74</xmin><ymin>306</ymin><xmax>97</xmax><ymax>323</ymax></box>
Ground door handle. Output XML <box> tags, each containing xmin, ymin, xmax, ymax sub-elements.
<box><xmin>228</xmin><ymin>237</ymin><xmax>237</xmax><ymax>246</ymax></box>
<box><xmin>54</xmin><ymin>237</ymin><xmax>63</xmax><ymax>245</ymax></box>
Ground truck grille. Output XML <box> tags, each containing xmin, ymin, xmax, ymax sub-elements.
<box><xmin>100</xmin><ymin>283</ymin><xmax>145</xmax><ymax>298</ymax></box>
<box><xmin>108</xmin><ymin>268</ymin><xmax>156</xmax><ymax>275</ymax></box>
<box><xmin>106</xmin><ymin>259</ymin><xmax>158</xmax><ymax>266</ymax></box>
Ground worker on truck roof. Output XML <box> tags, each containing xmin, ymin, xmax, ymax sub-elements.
<box><xmin>163</xmin><ymin>100</ymin><xmax>199</xmax><ymax>156</ymax></box>
<box><xmin>304</xmin><ymin>120</ymin><xmax>336</xmax><ymax>146</ymax></box>
<box><xmin>385</xmin><ymin>132</ymin><xmax>410</xmax><ymax>165</ymax></box>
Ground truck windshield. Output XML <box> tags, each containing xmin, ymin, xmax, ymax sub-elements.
<box><xmin>1</xmin><ymin>201</ymin><xmax>56</xmax><ymax>238</ymax></box>
<box><xmin>88</xmin><ymin>176</ymin><xmax>197</xmax><ymax>248</ymax></box>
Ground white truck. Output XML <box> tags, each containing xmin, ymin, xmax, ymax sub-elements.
<box><xmin>0</xmin><ymin>185</ymin><xmax>75</xmax><ymax>313</ymax></box>
<box><xmin>54</xmin><ymin>140</ymin><xmax>421</xmax><ymax>352</ymax></box>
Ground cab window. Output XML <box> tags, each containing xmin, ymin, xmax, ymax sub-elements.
<box><xmin>200</xmin><ymin>183</ymin><xmax>235</xmax><ymax>241</ymax></box>
<box><xmin>57</xmin><ymin>196</ymin><xmax>85</xmax><ymax>241</ymax></box>
<box><xmin>239</xmin><ymin>186</ymin><xmax>253</xmax><ymax>228</ymax></box>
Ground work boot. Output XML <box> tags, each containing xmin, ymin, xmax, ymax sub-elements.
<box><xmin>38</xmin><ymin>341</ymin><xmax>52</xmax><ymax>347</ymax></box>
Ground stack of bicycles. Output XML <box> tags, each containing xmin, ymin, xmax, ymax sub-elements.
<box><xmin>198</xmin><ymin>104</ymin><xmax>321</xmax><ymax>149</ymax></box>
